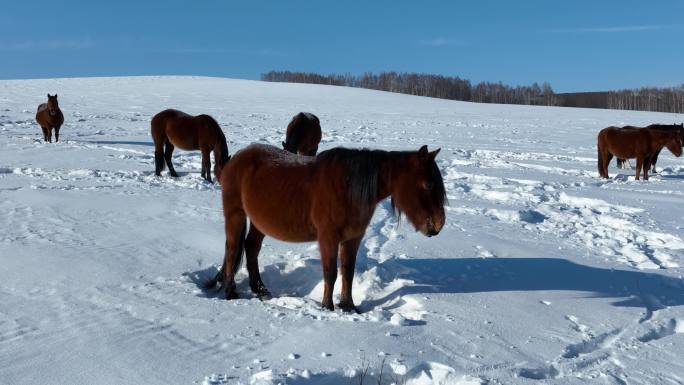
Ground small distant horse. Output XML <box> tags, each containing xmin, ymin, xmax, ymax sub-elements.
<box><xmin>282</xmin><ymin>112</ymin><xmax>322</xmax><ymax>156</ymax></box>
<box><xmin>598</xmin><ymin>126</ymin><xmax>682</xmax><ymax>180</ymax></box>
<box><xmin>35</xmin><ymin>94</ymin><xmax>64</xmax><ymax>143</ymax></box>
<box><xmin>151</xmin><ymin>109</ymin><xmax>230</xmax><ymax>183</ymax></box>
<box><xmin>615</xmin><ymin>124</ymin><xmax>684</xmax><ymax>172</ymax></box>
<box><xmin>206</xmin><ymin>144</ymin><xmax>446</xmax><ymax>311</ymax></box>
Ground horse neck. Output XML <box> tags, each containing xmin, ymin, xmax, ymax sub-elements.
<box><xmin>376</xmin><ymin>151</ymin><xmax>409</xmax><ymax>201</ymax></box>
<box><xmin>649</xmin><ymin>130</ymin><xmax>676</xmax><ymax>148</ymax></box>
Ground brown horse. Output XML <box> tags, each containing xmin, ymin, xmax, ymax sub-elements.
<box><xmin>598</xmin><ymin>126</ymin><xmax>682</xmax><ymax>180</ymax></box>
<box><xmin>615</xmin><ymin>124</ymin><xmax>684</xmax><ymax>172</ymax></box>
<box><xmin>151</xmin><ymin>109</ymin><xmax>230</xmax><ymax>183</ymax></box>
<box><xmin>282</xmin><ymin>112</ymin><xmax>322</xmax><ymax>156</ymax></box>
<box><xmin>35</xmin><ymin>94</ymin><xmax>64</xmax><ymax>143</ymax></box>
<box><xmin>205</xmin><ymin>143</ymin><xmax>446</xmax><ymax>312</ymax></box>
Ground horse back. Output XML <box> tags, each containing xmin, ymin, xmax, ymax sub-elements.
<box><xmin>151</xmin><ymin>109</ymin><xmax>199</xmax><ymax>149</ymax></box>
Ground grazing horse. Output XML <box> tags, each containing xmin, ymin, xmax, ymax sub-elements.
<box><xmin>615</xmin><ymin>124</ymin><xmax>684</xmax><ymax>172</ymax></box>
<box><xmin>597</xmin><ymin>126</ymin><xmax>682</xmax><ymax>180</ymax></box>
<box><xmin>206</xmin><ymin>143</ymin><xmax>446</xmax><ymax>311</ymax></box>
<box><xmin>35</xmin><ymin>94</ymin><xmax>64</xmax><ymax>143</ymax></box>
<box><xmin>151</xmin><ymin>109</ymin><xmax>230</xmax><ymax>183</ymax></box>
<box><xmin>282</xmin><ymin>112</ymin><xmax>322</xmax><ymax>156</ymax></box>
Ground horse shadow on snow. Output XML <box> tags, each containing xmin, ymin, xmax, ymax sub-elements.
<box><xmin>186</xmin><ymin>256</ymin><xmax>684</xmax><ymax>313</ymax></box>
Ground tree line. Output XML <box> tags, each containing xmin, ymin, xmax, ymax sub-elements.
<box><xmin>261</xmin><ymin>70</ymin><xmax>684</xmax><ymax>113</ymax></box>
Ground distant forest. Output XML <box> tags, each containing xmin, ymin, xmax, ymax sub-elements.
<box><xmin>262</xmin><ymin>71</ymin><xmax>684</xmax><ymax>114</ymax></box>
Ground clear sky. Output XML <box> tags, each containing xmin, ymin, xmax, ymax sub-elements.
<box><xmin>2</xmin><ymin>0</ymin><xmax>682</xmax><ymax>92</ymax></box>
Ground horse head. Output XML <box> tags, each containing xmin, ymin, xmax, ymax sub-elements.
<box><xmin>391</xmin><ymin>145</ymin><xmax>447</xmax><ymax>237</ymax></box>
<box><xmin>666</xmin><ymin>131</ymin><xmax>683</xmax><ymax>157</ymax></box>
<box><xmin>47</xmin><ymin>94</ymin><xmax>59</xmax><ymax>116</ymax></box>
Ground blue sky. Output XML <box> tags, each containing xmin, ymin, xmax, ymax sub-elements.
<box><xmin>2</xmin><ymin>0</ymin><xmax>682</xmax><ymax>92</ymax></box>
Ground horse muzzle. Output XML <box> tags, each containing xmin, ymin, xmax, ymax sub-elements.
<box><xmin>423</xmin><ymin>216</ymin><xmax>443</xmax><ymax>237</ymax></box>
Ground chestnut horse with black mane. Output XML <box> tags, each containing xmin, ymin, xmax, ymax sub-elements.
<box><xmin>151</xmin><ymin>109</ymin><xmax>230</xmax><ymax>183</ymax></box>
<box><xmin>598</xmin><ymin>126</ymin><xmax>682</xmax><ymax>180</ymax></box>
<box><xmin>282</xmin><ymin>112</ymin><xmax>322</xmax><ymax>156</ymax></box>
<box><xmin>36</xmin><ymin>94</ymin><xmax>64</xmax><ymax>143</ymax></box>
<box><xmin>615</xmin><ymin>124</ymin><xmax>684</xmax><ymax>172</ymax></box>
<box><xmin>205</xmin><ymin>143</ymin><xmax>446</xmax><ymax>311</ymax></box>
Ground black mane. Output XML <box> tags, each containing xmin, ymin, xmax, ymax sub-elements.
<box><xmin>316</xmin><ymin>147</ymin><xmax>446</xmax><ymax>212</ymax></box>
<box><xmin>317</xmin><ymin>147</ymin><xmax>388</xmax><ymax>210</ymax></box>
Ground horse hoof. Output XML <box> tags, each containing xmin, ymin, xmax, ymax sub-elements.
<box><xmin>321</xmin><ymin>302</ymin><xmax>334</xmax><ymax>311</ymax></box>
<box><xmin>257</xmin><ymin>291</ymin><xmax>271</xmax><ymax>301</ymax></box>
<box><xmin>225</xmin><ymin>290</ymin><xmax>239</xmax><ymax>300</ymax></box>
<box><xmin>338</xmin><ymin>302</ymin><xmax>359</xmax><ymax>314</ymax></box>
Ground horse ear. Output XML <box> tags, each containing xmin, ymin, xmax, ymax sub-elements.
<box><xmin>429</xmin><ymin>148</ymin><xmax>441</xmax><ymax>161</ymax></box>
<box><xmin>282</xmin><ymin>141</ymin><xmax>287</xmax><ymax>149</ymax></box>
<box><xmin>54</xmin><ymin>94</ymin><xmax>58</xmax><ymax>98</ymax></box>
<box><xmin>47</xmin><ymin>93</ymin><xmax>50</xmax><ymax>98</ymax></box>
<box><xmin>418</xmin><ymin>145</ymin><xmax>429</xmax><ymax>160</ymax></box>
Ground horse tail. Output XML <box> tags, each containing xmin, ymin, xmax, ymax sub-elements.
<box><xmin>204</xmin><ymin>218</ymin><xmax>246</xmax><ymax>290</ymax></box>
<box><xmin>232</xmin><ymin>219</ymin><xmax>247</xmax><ymax>274</ymax></box>
<box><xmin>216</xmin><ymin>125</ymin><xmax>230</xmax><ymax>167</ymax></box>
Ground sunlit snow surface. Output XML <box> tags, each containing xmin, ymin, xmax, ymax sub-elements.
<box><xmin>1</xmin><ymin>77</ymin><xmax>684</xmax><ymax>384</ymax></box>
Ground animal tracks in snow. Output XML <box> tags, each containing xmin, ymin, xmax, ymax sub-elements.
<box><xmin>443</xmin><ymin>150</ymin><xmax>684</xmax><ymax>270</ymax></box>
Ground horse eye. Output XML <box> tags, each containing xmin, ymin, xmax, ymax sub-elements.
<box><xmin>423</xmin><ymin>181</ymin><xmax>433</xmax><ymax>190</ymax></box>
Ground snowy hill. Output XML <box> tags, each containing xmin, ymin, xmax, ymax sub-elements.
<box><xmin>1</xmin><ymin>76</ymin><xmax>684</xmax><ymax>384</ymax></box>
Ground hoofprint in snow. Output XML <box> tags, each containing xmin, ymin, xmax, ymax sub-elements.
<box><xmin>1</xmin><ymin>77</ymin><xmax>684</xmax><ymax>385</ymax></box>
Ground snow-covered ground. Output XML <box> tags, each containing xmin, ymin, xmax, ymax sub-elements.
<box><xmin>1</xmin><ymin>76</ymin><xmax>684</xmax><ymax>385</ymax></box>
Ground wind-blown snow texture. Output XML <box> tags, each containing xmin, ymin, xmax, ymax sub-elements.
<box><xmin>1</xmin><ymin>77</ymin><xmax>684</xmax><ymax>385</ymax></box>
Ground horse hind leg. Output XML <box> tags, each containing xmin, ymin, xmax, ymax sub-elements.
<box><xmin>201</xmin><ymin>149</ymin><xmax>212</xmax><ymax>183</ymax></box>
<box><xmin>338</xmin><ymin>236</ymin><xmax>362</xmax><ymax>313</ymax></box>
<box><xmin>651</xmin><ymin>149</ymin><xmax>661</xmax><ymax>173</ymax></box>
<box><xmin>635</xmin><ymin>157</ymin><xmax>643</xmax><ymax>180</ymax></box>
<box><xmin>604</xmin><ymin>153</ymin><xmax>613</xmax><ymax>177</ymax></box>
<box><xmin>219</xmin><ymin>213</ymin><xmax>247</xmax><ymax>299</ymax></box>
<box><xmin>643</xmin><ymin>157</ymin><xmax>652</xmax><ymax>180</ymax></box>
<box><xmin>318</xmin><ymin>235</ymin><xmax>339</xmax><ymax>311</ymax></box>
<box><xmin>164</xmin><ymin>140</ymin><xmax>179</xmax><ymax>177</ymax></box>
<box><xmin>154</xmin><ymin>143</ymin><xmax>165</xmax><ymax>176</ymax></box>
<box><xmin>245</xmin><ymin>224</ymin><xmax>270</xmax><ymax>299</ymax></box>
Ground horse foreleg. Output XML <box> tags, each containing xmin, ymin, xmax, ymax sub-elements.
<box><xmin>54</xmin><ymin>126</ymin><xmax>60</xmax><ymax>142</ymax></box>
<box><xmin>47</xmin><ymin>127</ymin><xmax>52</xmax><ymax>143</ymax></box>
<box><xmin>338</xmin><ymin>236</ymin><xmax>362</xmax><ymax>313</ymax></box>
<box><xmin>41</xmin><ymin>126</ymin><xmax>48</xmax><ymax>142</ymax></box>
<box><xmin>318</xmin><ymin>236</ymin><xmax>339</xmax><ymax>311</ymax></box>
<box><xmin>164</xmin><ymin>141</ymin><xmax>179</xmax><ymax>177</ymax></box>
<box><xmin>220</xmin><ymin>213</ymin><xmax>247</xmax><ymax>299</ymax></box>
<box><xmin>635</xmin><ymin>157</ymin><xmax>643</xmax><ymax>180</ymax></box>
<box><xmin>245</xmin><ymin>224</ymin><xmax>269</xmax><ymax>299</ymax></box>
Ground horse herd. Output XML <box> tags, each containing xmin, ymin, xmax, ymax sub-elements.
<box><xmin>33</xmin><ymin>94</ymin><xmax>684</xmax><ymax>311</ymax></box>
<box><xmin>34</xmin><ymin>94</ymin><xmax>446</xmax><ymax>312</ymax></box>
